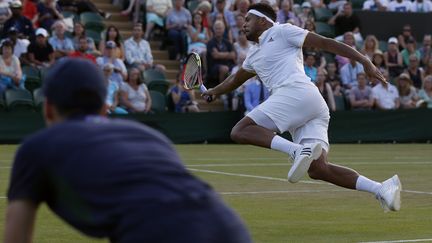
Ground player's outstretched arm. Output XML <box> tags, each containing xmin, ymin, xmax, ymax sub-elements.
<box><xmin>303</xmin><ymin>32</ymin><xmax>387</xmax><ymax>84</ymax></box>
<box><xmin>203</xmin><ymin>68</ymin><xmax>255</xmax><ymax>98</ymax></box>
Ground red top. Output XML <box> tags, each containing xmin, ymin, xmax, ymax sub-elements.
<box><xmin>69</xmin><ymin>51</ymin><xmax>96</xmax><ymax>63</ymax></box>
<box><xmin>22</xmin><ymin>0</ymin><xmax>37</xmax><ymax>22</ymax></box>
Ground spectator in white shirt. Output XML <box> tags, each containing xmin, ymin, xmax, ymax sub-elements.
<box><xmin>124</xmin><ymin>23</ymin><xmax>166</xmax><ymax>73</ymax></box>
<box><xmin>410</xmin><ymin>0</ymin><xmax>432</xmax><ymax>12</ymax></box>
<box><xmin>388</xmin><ymin>0</ymin><xmax>412</xmax><ymax>12</ymax></box>
<box><xmin>362</xmin><ymin>0</ymin><xmax>389</xmax><ymax>11</ymax></box>
<box><xmin>372</xmin><ymin>80</ymin><xmax>400</xmax><ymax>110</ymax></box>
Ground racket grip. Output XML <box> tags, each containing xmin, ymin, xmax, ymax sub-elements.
<box><xmin>200</xmin><ymin>84</ymin><xmax>213</xmax><ymax>102</ymax></box>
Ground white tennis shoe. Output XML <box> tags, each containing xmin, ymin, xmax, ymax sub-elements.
<box><xmin>287</xmin><ymin>143</ymin><xmax>322</xmax><ymax>183</ymax></box>
<box><xmin>376</xmin><ymin>175</ymin><xmax>402</xmax><ymax>212</ymax></box>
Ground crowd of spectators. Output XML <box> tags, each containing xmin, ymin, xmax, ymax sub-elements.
<box><xmin>1</xmin><ymin>0</ymin><xmax>432</xmax><ymax>114</ymax></box>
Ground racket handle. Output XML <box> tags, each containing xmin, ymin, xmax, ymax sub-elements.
<box><xmin>200</xmin><ymin>84</ymin><xmax>213</xmax><ymax>102</ymax></box>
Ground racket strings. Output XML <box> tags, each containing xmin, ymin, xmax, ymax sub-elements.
<box><xmin>184</xmin><ymin>56</ymin><xmax>201</xmax><ymax>88</ymax></box>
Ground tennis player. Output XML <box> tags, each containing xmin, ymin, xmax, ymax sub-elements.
<box><xmin>4</xmin><ymin>58</ymin><xmax>252</xmax><ymax>243</ymax></box>
<box><xmin>203</xmin><ymin>3</ymin><xmax>401</xmax><ymax>212</ymax></box>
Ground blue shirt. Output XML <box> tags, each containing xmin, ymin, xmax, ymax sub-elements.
<box><xmin>7</xmin><ymin>117</ymin><xmax>213</xmax><ymax>240</ymax></box>
<box><xmin>49</xmin><ymin>34</ymin><xmax>75</xmax><ymax>52</ymax></box>
<box><xmin>304</xmin><ymin>65</ymin><xmax>318</xmax><ymax>83</ymax></box>
<box><xmin>243</xmin><ymin>79</ymin><xmax>270</xmax><ymax>112</ymax></box>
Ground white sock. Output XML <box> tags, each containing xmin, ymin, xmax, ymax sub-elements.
<box><xmin>270</xmin><ymin>135</ymin><xmax>302</xmax><ymax>159</ymax></box>
<box><xmin>356</xmin><ymin>175</ymin><xmax>382</xmax><ymax>195</ymax></box>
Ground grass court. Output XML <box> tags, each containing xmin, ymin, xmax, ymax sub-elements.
<box><xmin>0</xmin><ymin>144</ymin><xmax>431</xmax><ymax>242</ymax></box>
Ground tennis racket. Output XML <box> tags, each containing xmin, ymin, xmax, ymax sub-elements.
<box><xmin>181</xmin><ymin>52</ymin><xmax>212</xmax><ymax>102</ymax></box>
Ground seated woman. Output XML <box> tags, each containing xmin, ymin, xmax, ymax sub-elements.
<box><xmin>72</xmin><ymin>22</ymin><xmax>100</xmax><ymax>56</ymax></box>
<box><xmin>169</xmin><ymin>74</ymin><xmax>199</xmax><ymax>113</ymax></box>
<box><xmin>315</xmin><ymin>68</ymin><xmax>336</xmax><ymax>112</ymax></box>
<box><xmin>120</xmin><ymin>67</ymin><xmax>152</xmax><ymax>113</ymax></box>
<box><xmin>0</xmin><ymin>40</ymin><xmax>25</xmax><ymax>94</ymax></box>
<box><xmin>418</xmin><ymin>75</ymin><xmax>432</xmax><ymax>108</ymax></box>
<box><xmin>397</xmin><ymin>73</ymin><xmax>419</xmax><ymax>109</ymax></box>
<box><xmin>103</xmin><ymin>63</ymin><xmax>128</xmax><ymax>114</ymax></box>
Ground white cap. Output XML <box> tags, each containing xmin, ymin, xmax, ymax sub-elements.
<box><xmin>35</xmin><ymin>28</ymin><xmax>49</xmax><ymax>37</ymax></box>
<box><xmin>388</xmin><ymin>37</ymin><xmax>398</xmax><ymax>44</ymax></box>
<box><xmin>302</xmin><ymin>2</ymin><xmax>312</xmax><ymax>8</ymax></box>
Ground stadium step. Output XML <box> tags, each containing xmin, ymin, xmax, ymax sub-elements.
<box><xmin>104</xmin><ymin>21</ymin><xmax>134</xmax><ymax>30</ymax></box>
<box><xmin>96</xmin><ymin>3</ymin><xmax>122</xmax><ymax>12</ymax></box>
<box><xmin>155</xmin><ymin>60</ymin><xmax>180</xmax><ymax>70</ymax></box>
<box><xmin>107</xmin><ymin>12</ymin><xmax>130</xmax><ymax>22</ymax></box>
<box><xmin>152</xmin><ymin>50</ymin><xmax>169</xmax><ymax>60</ymax></box>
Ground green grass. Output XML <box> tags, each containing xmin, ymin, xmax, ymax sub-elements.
<box><xmin>1</xmin><ymin>144</ymin><xmax>432</xmax><ymax>242</ymax></box>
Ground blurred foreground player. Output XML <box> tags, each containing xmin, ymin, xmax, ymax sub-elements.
<box><xmin>4</xmin><ymin>58</ymin><xmax>251</xmax><ymax>243</ymax></box>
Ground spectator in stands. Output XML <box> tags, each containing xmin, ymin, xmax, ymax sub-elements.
<box><xmin>349</xmin><ymin>72</ymin><xmax>374</xmax><ymax>110</ymax></box>
<box><xmin>419</xmin><ymin>34</ymin><xmax>431</xmax><ymax>66</ymax></box>
<box><xmin>27</xmin><ymin>28</ymin><xmax>55</xmax><ymax>68</ymax></box>
<box><xmin>328</xmin><ymin>0</ymin><xmax>347</xmax><ymax>12</ymax></box>
<box><xmin>69</xmin><ymin>35</ymin><xmax>96</xmax><ymax>63</ymax></box>
<box><xmin>401</xmin><ymin>37</ymin><xmax>420</xmax><ymax>67</ymax></box>
<box><xmin>316</xmin><ymin>68</ymin><xmax>336</xmax><ymax>112</ymax></box>
<box><xmin>424</xmin><ymin>56</ymin><xmax>432</xmax><ymax>76</ymax></box>
<box><xmin>124</xmin><ymin>23</ymin><xmax>166</xmax><ymax>73</ymax></box>
<box><xmin>233</xmin><ymin>29</ymin><xmax>250</xmax><ymax>61</ymax></box>
<box><xmin>0</xmin><ymin>39</ymin><xmax>24</xmax><ymax>94</ymax></box>
<box><xmin>335</xmin><ymin>32</ymin><xmax>356</xmax><ymax>70</ymax></box>
<box><xmin>166</xmin><ymin>0</ymin><xmax>191</xmax><ymax>60</ymax></box>
<box><xmin>211</xmin><ymin>0</ymin><xmax>236</xmax><ymax>29</ymax></box>
<box><xmin>411</xmin><ymin>0</ymin><xmax>432</xmax><ymax>12</ymax></box>
<box><xmin>206</xmin><ymin>20</ymin><xmax>235</xmax><ymax>87</ymax></box>
<box><xmin>297</xmin><ymin>2</ymin><xmax>313</xmax><ymax>28</ymax></box>
<box><xmin>195</xmin><ymin>1</ymin><xmax>212</xmax><ymax>32</ymax></box>
<box><xmin>213</xmin><ymin>11</ymin><xmax>234</xmax><ymax>43</ymax></box>
<box><xmin>143</xmin><ymin>0</ymin><xmax>172</xmax><ymax>40</ymax></box>
<box><xmin>328</xmin><ymin>2</ymin><xmax>362</xmax><ymax>43</ymax></box>
<box><xmin>2</xmin><ymin>1</ymin><xmax>34</xmax><ymax>39</ymax></box>
<box><xmin>362</xmin><ymin>0</ymin><xmax>389</xmax><ymax>11</ymax></box>
<box><xmin>397</xmin><ymin>24</ymin><xmax>414</xmax><ymax>50</ymax></box>
<box><xmin>0</xmin><ymin>0</ymin><xmax>11</xmax><ymax>33</ymax></box>
<box><xmin>230</xmin><ymin>14</ymin><xmax>245</xmax><ymax>42</ymax></box>
<box><xmin>243</xmin><ymin>76</ymin><xmax>269</xmax><ymax>114</ymax></box>
<box><xmin>234</xmin><ymin>0</ymin><xmax>250</xmax><ymax>17</ymax></box>
<box><xmin>361</xmin><ymin>35</ymin><xmax>379</xmax><ymax>60</ymax></box>
<box><xmin>276</xmin><ymin>0</ymin><xmax>300</xmax><ymax>26</ymax></box>
<box><xmin>96</xmin><ymin>41</ymin><xmax>127</xmax><ymax>85</ymax></box>
<box><xmin>418</xmin><ymin>75</ymin><xmax>432</xmax><ymax>108</ymax></box>
<box><xmin>4</xmin><ymin>26</ymin><xmax>30</xmax><ymax>61</ymax></box>
<box><xmin>397</xmin><ymin>73</ymin><xmax>419</xmax><ymax>108</ymax></box>
<box><xmin>71</xmin><ymin>22</ymin><xmax>99</xmax><ymax>56</ymax></box>
<box><xmin>384</xmin><ymin>37</ymin><xmax>403</xmax><ymax>78</ymax></box>
<box><xmin>304</xmin><ymin>52</ymin><xmax>318</xmax><ymax>83</ymax></box>
<box><xmin>388</xmin><ymin>0</ymin><xmax>412</xmax><ymax>12</ymax></box>
<box><xmin>58</xmin><ymin>0</ymin><xmax>110</xmax><ymax>18</ymax></box>
<box><xmin>169</xmin><ymin>74</ymin><xmax>200</xmax><ymax>113</ymax></box>
<box><xmin>37</xmin><ymin>0</ymin><xmax>63</xmax><ymax>30</ymax></box>
<box><xmin>187</xmin><ymin>12</ymin><xmax>210</xmax><ymax>55</ymax></box>
<box><xmin>99</xmin><ymin>25</ymin><xmax>125</xmax><ymax>60</ymax></box>
<box><xmin>120</xmin><ymin>67</ymin><xmax>152</xmax><ymax>113</ymax></box>
<box><xmin>22</xmin><ymin>0</ymin><xmax>38</xmax><ymax>26</ymax></box>
<box><xmin>49</xmin><ymin>20</ymin><xmax>74</xmax><ymax>59</ymax></box>
<box><xmin>340</xmin><ymin>58</ymin><xmax>365</xmax><ymax>90</ymax></box>
<box><xmin>326</xmin><ymin>62</ymin><xmax>343</xmax><ymax>96</ymax></box>
<box><xmin>304</xmin><ymin>19</ymin><xmax>316</xmax><ymax>33</ymax></box>
<box><xmin>372</xmin><ymin>50</ymin><xmax>387</xmax><ymax>74</ymax></box>
<box><xmin>103</xmin><ymin>63</ymin><xmax>128</xmax><ymax>114</ymax></box>
<box><xmin>406</xmin><ymin>54</ymin><xmax>424</xmax><ymax>89</ymax></box>
<box><xmin>372</xmin><ymin>78</ymin><xmax>400</xmax><ymax>110</ymax></box>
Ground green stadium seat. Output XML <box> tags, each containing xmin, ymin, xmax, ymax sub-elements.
<box><xmin>80</xmin><ymin>12</ymin><xmax>105</xmax><ymax>33</ymax></box>
<box><xmin>0</xmin><ymin>94</ymin><xmax>6</xmax><ymax>111</ymax></box>
<box><xmin>22</xmin><ymin>65</ymin><xmax>42</xmax><ymax>93</ymax></box>
<box><xmin>33</xmin><ymin>88</ymin><xmax>44</xmax><ymax>111</ymax></box>
<box><xmin>143</xmin><ymin>69</ymin><xmax>167</xmax><ymax>84</ymax></box>
<box><xmin>62</xmin><ymin>11</ymin><xmax>79</xmax><ymax>22</ymax></box>
<box><xmin>187</xmin><ymin>0</ymin><xmax>200</xmax><ymax>12</ymax></box>
<box><xmin>5</xmin><ymin>89</ymin><xmax>34</xmax><ymax>111</ymax></box>
<box><xmin>85</xmin><ymin>29</ymin><xmax>102</xmax><ymax>46</ymax></box>
<box><xmin>378</xmin><ymin>40</ymin><xmax>388</xmax><ymax>52</ymax></box>
<box><xmin>315</xmin><ymin>22</ymin><xmax>335</xmax><ymax>38</ymax></box>
<box><xmin>334</xmin><ymin>94</ymin><xmax>346</xmax><ymax>111</ymax></box>
<box><xmin>314</xmin><ymin>7</ymin><xmax>333</xmax><ymax>22</ymax></box>
<box><xmin>148</xmin><ymin>80</ymin><xmax>171</xmax><ymax>95</ymax></box>
<box><xmin>149</xmin><ymin>90</ymin><xmax>166</xmax><ymax>113</ymax></box>
<box><xmin>322</xmin><ymin>51</ymin><xmax>335</xmax><ymax>63</ymax></box>
<box><xmin>351</xmin><ymin>0</ymin><xmax>366</xmax><ymax>9</ymax></box>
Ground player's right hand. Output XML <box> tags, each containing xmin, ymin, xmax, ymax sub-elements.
<box><xmin>364</xmin><ymin>61</ymin><xmax>387</xmax><ymax>85</ymax></box>
<box><xmin>202</xmin><ymin>88</ymin><xmax>215</xmax><ymax>103</ymax></box>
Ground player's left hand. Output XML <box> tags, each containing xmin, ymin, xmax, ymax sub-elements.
<box><xmin>363</xmin><ymin>60</ymin><xmax>387</xmax><ymax>85</ymax></box>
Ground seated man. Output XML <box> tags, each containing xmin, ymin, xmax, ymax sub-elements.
<box><xmin>2</xmin><ymin>0</ymin><xmax>34</xmax><ymax>39</ymax></box>
<box><xmin>96</xmin><ymin>41</ymin><xmax>127</xmax><ymax>85</ymax></box>
<box><xmin>349</xmin><ymin>72</ymin><xmax>374</xmax><ymax>110</ymax></box>
<box><xmin>102</xmin><ymin>63</ymin><xmax>128</xmax><ymax>114</ymax></box>
<box><xmin>4</xmin><ymin>58</ymin><xmax>252</xmax><ymax>243</ymax></box>
<box><xmin>340</xmin><ymin>58</ymin><xmax>364</xmax><ymax>91</ymax></box>
<box><xmin>69</xmin><ymin>35</ymin><xmax>96</xmax><ymax>63</ymax></box>
<box><xmin>372</xmin><ymin>79</ymin><xmax>400</xmax><ymax>110</ymax></box>
<box><xmin>124</xmin><ymin>23</ymin><xmax>165</xmax><ymax>73</ymax></box>
<box><xmin>48</xmin><ymin>20</ymin><xmax>75</xmax><ymax>59</ymax></box>
<box><xmin>206</xmin><ymin>20</ymin><xmax>235</xmax><ymax>87</ymax></box>
<box><xmin>27</xmin><ymin>28</ymin><xmax>55</xmax><ymax>68</ymax></box>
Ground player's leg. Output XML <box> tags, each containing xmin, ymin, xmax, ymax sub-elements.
<box><xmin>230</xmin><ymin>111</ymin><xmax>301</xmax><ymax>158</ymax></box>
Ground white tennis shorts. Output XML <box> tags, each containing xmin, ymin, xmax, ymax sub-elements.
<box><xmin>247</xmin><ymin>81</ymin><xmax>331</xmax><ymax>151</ymax></box>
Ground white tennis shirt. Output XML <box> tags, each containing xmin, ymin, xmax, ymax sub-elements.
<box><xmin>242</xmin><ymin>23</ymin><xmax>311</xmax><ymax>92</ymax></box>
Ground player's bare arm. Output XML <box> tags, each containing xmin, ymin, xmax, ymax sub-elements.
<box><xmin>4</xmin><ymin>200</ymin><xmax>38</xmax><ymax>243</ymax></box>
<box><xmin>203</xmin><ymin>68</ymin><xmax>256</xmax><ymax>97</ymax></box>
<box><xmin>303</xmin><ymin>32</ymin><xmax>387</xmax><ymax>83</ymax></box>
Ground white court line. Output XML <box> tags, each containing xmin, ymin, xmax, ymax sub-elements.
<box><xmin>188</xmin><ymin>168</ymin><xmax>432</xmax><ymax>195</ymax></box>
<box><xmin>187</xmin><ymin>161</ymin><xmax>432</xmax><ymax>167</ymax></box>
<box><xmin>220</xmin><ymin>189</ymin><xmax>347</xmax><ymax>195</ymax></box>
<box><xmin>359</xmin><ymin>238</ymin><xmax>432</xmax><ymax>243</ymax></box>
<box><xmin>0</xmin><ymin>166</ymin><xmax>11</xmax><ymax>169</ymax></box>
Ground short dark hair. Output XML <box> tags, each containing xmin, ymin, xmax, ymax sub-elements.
<box><xmin>248</xmin><ymin>3</ymin><xmax>277</xmax><ymax>22</ymax></box>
